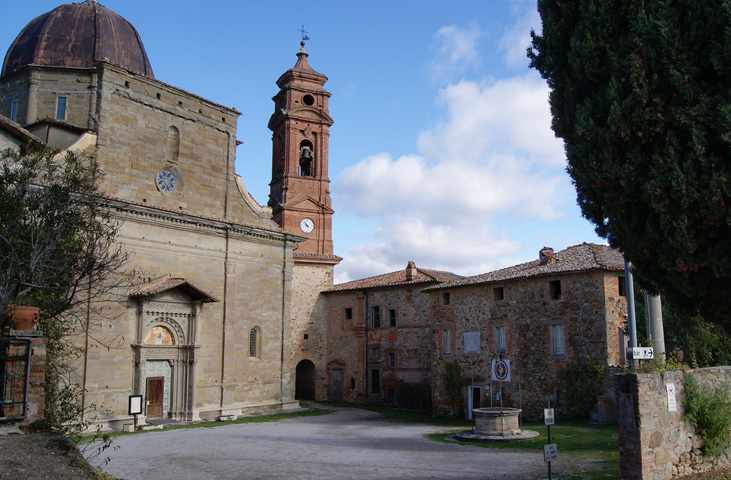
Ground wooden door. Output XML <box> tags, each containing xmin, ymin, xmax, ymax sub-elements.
<box><xmin>329</xmin><ymin>369</ymin><xmax>343</xmax><ymax>402</ymax></box>
<box><xmin>146</xmin><ymin>376</ymin><xmax>164</xmax><ymax>418</ymax></box>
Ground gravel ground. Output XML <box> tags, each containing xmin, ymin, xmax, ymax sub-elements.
<box><xmin>90</xmin><ymin>408</ymin><xmax>555</xmax><ymax>480</ymax></box>
<box><xmin>0</xmin><ymin>432</ymin><xmax>101</xmax><ymax>480</ymax></box>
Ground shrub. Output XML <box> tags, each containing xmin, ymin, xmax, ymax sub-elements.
<box><xmin>683</xmin><ymin>375</ymin><xmax>731</xmax><ymax>457</ymax></box>
<box><xmin>557</xmin><ymin>356</ymin><xmax>607</xmax><ymax>418</ymax></box>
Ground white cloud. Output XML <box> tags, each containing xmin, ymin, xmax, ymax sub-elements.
<box><xmin>499</xmin><ymin>0</ymin><xmax>541</xmax><ymax>70</ymax></box>
<box><xmin>334</xmin><ymin>219</ymin><xmax>523</xmax><ymax>283</ymax></box>
<box><xmin>331</xmin><ymin>10</ymin><xmax>581</xmax><ymax>284</ymax></box>
<box><xmin>418</xmin><ymin>74</ymin><xmax>563</xmax><ymax>168</ymax></box>
<box><xmin>428</xmin><ymin>23</ymin><xmax>484</xmax><ymax>83</ymax></box>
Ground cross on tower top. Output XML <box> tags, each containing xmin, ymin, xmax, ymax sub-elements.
<box><xmin>298</xmin><ymin>25</ymin><xmax>310</xmax><ymax>46</ymax></box>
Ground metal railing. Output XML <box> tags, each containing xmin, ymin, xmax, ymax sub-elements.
<box><xmin>0</xmin><ymin>338</ymin><xmax>31</xmax><ymax>421</ymax></box>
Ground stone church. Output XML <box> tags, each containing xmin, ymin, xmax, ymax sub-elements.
<box><xmin>1</xmin><ymin>0</ymin><xmax>338</xmax><ymax>428</ymax></box>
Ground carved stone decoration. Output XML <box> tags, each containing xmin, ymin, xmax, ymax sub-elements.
<box><xmin>131</xmin><ymin>292</ymin><xmax>201</xmax><ymax>421</ymax></box>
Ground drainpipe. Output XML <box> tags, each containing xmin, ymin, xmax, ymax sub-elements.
<box><xmin>364</xmin><ymin>291</ymin><xmax>369</xmax><ymax>398</ymax></box>
<box><xmin>624</xmin><ymin>260</ymin><xmax>638</xmax><ymax>370</ymax></box>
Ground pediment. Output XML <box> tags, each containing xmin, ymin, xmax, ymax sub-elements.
<box><xmin>130</xmin><ymin>278</ymin><xmax>220</xmax><ymax>303</ymax></box>
<box><xmin>282</xmin><ymin>195</ymin><xmax>334</xmax><ymax>214</ymax></box>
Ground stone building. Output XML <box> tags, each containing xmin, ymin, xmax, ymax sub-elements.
<box><xmin>423</xmin><ymin>243</ymin><xmax>627</xmax><ymax>419</ymax></box>
<box><xmin>322</xmin><ymin>262</ymin><xmax>460</xmax><ymax>409</ymax></box>
<box><xmin>0</xmin><ymin>1</ymin><xmax>337</xmax><ymax>428</ymax></box>
<box><xmin>267</xmin><ymin>44</ymin><xmax>342</xmax><ymax>402</ymax></box>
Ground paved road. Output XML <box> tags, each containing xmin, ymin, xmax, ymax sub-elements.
<box><xmin>88</xmin><ymin>407</ymin><xmax>567</xmax><ymax>480</ymax></box>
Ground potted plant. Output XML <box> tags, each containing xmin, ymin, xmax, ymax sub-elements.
<box><xmin>3</xmin><ymin>305</ymin><xmax>40</xmax><ymax>331</ymax></box>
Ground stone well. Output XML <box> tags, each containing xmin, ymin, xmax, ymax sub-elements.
<box><xmin>473</xmin><ymin>407</ymin><xmax>522</xmax><ymax>436</ymax></box>
<box><xmin>454</xmin><ymin>407</ymin><xmax>539</xmax><ymax>442</ymax></box>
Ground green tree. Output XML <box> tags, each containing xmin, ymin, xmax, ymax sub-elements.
<box><xmin>529</xmin><ymin>1</ymin><xmax>731</xmax><ymax>332</ymax></box>
<box><xmin>557</xmin><ymin>356</ymin><xmax>607</xmax><ymax>419</ymax></box>
<box><xmin>634</xmin><ymin>293</ymin><xmax>731</xmax><ymax>368</ymax></box>
<box><xmin>0</xmin><ymin>146</ymin><xmax>128</xmax><ymax>428</ymax></box>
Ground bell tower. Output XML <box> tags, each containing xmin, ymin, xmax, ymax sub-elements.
<box><xmin>268</xmin><ymin>41</ymin><xmax>339</xmax><ymax>265</ymax></box>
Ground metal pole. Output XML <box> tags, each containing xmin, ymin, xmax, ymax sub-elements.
<box><xmin>547</xmin><ymin>423</ymin><xmax>552</xmax><ymax>480</ymax></box>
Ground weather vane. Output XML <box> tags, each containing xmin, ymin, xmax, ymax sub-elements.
<box><xmin>299</xmin><ymin>25</ymin><xmax>310</xmax><ymax>45</ymax></box>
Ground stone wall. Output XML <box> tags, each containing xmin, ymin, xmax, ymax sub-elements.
<box><xmin>324</xmin><ymin>283</ymin><xmax>435</xmax><ymax>409</ymax></box>
<box><xmin>290</xmin><ymin>263</ymin><xmax>334</xmax><ymax>401</ymax></box>
<box><xmin>616</xmin><ymin>368</ymin><xmax>731</xmax><ymax>480</ymax></box>
<box><xmin>430</xmin><ymin>270</ymin><xmax>627</xmax><ymax>419</ymax></box>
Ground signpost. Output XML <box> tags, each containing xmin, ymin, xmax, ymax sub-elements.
<box><xmin>491</xmin><ymin>358</ymin><xmax>511</xmax><ymax>383</ymax></box>
<box><xmin>627</xmin><ymin>346</ymin><xmax>654</xmax><ymax>360</ymax></box>
<box><xmin>128</xmin><ymin>394</ymin><xmax>143</xmax><ymax>431</ymax></box>
<box><xmin>544</xmin><ymin>407</ymin><xmax>557</xmax><ymax>480</ymax></box>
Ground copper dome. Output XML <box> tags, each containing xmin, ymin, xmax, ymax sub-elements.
<box><xmin>2</xmin><ymin>0</ymin><xmax>154</xmax><ymax>78</ymax></box>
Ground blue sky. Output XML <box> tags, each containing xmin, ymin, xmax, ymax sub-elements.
<box><xmin>3</xmin><ymin>0</ymin><xmax>604</xmax><ymax>283</ymax></box>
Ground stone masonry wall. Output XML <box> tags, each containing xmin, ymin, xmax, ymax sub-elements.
<box><xmin>616</xmin><ymin>368</ymin><xmax>731</xmax><ymax>480</ymax></box>
<box><xmin>430</xmin><ymin>271</ymin><xmax>627</xmax><ymax>419</ymax></box>
<box><xmin>325</xmin><ymin>284</ymin><xmax>435</xmax><ymax>409</ymax></box>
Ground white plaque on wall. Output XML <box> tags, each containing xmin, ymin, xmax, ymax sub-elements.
<box><xmin>464</xmin><ymin>331</ymin><xmax>480</xmax><ymax>353</ymax></box>
<box><xmin>667</xmin><ymin>384</ymin><xmax>677</xmax><ymax>412</ymax></box>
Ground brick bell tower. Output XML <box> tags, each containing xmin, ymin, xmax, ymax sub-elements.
<box><xmin>268</xmin><ymin>40</ymin><xmax>340</xmax><ymax>267</ymax></box>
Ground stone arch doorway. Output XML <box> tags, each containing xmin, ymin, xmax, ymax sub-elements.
<box><xmin>295</xmin><ymin>360</ymin><xmax>316</xmax><ymax>400</ymax></box>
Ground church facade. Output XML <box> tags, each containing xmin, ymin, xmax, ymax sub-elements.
<box><xmin>1</xmin><ymin>1</ymin><xmax>336</xmax><ymax>428</ymax></box>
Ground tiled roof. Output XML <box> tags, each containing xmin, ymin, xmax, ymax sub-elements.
<box><xmin>325</xmin><ymin>263</ymin><xmax>462</xmax><ymax>293</ymax></box>
<box><xmin>423</xmin><ymin>243</ymin><xmax>624</xmax><ymax>292</ymax></box>
<box><xmin>130</xmin><ymin>278</ymin><xmax>220</xmax><ymax>302</ymax></box>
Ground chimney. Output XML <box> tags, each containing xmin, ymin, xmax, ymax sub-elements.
<box><xmin>405</xmin><ymin>261</ymin><xmax>417</xmax><ymax>281</ymax></box>
<box><xmin>539</xmin><ymin>247</ymin><xmax>555</xmax><ymax>265</ymax></box>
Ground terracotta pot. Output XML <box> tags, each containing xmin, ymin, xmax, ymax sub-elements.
<box><xmin>8</xmin><ymin>306</ymin><xmax>40</xmax><ymax>330</ymax></box>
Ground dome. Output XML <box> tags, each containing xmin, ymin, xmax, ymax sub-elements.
<box><xmin>2</xmin><ymin>0</ymin><xmax>154</xmax><ymax>78</ymax></box>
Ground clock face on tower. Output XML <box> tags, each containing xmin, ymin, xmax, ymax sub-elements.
<box><xmin>300</xmin><ymin>218</ymin><xmax>314</xmax><ymax>233</ymax></box>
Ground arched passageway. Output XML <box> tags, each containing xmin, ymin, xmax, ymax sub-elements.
<box><xmin>295</xmin><ymin>360</ymin><xmax>316</xmax><ymax>400</ymax></box>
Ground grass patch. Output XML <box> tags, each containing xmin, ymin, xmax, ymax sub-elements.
<box><xmin>79</xmin><ymin>408</ymin><xmax>333</xmax><ymax>443</ymax></box>
<box><xmin>426</xmin><ymin>420</ymin><xmax>619</xmax><ymax>480</ymax></box>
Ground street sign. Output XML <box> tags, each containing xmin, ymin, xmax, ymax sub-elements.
<box><xmin>491</xmin><ymin>359</ymin><xmax>511</xmax><ymax>382</ymax></box>
<box><xmin>544</xmin><ymin>443</ymin><xmax>558</xmax><ymax>462</ymax></box>
<box><xmin>627</xmin><ymin>347</ymin><xmax>654</xmax><ymax>360</ymax></box>
<box><xmin>544</xmin><ymin>408</ymin><xmax>555</xmax><ymax>426</ymax></box>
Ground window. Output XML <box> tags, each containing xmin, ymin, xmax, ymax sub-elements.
<box><xmin>495</xmin><ymin>325</ymin><xmax>506</xmax><ymax>354</ymax></box>
<box><xmin>494</xmin><ymin>287</ymin><xmax>504</xmax><ymax>301</ymax></box>
<box><xmin>344</xmin><ymin>307</ymin><xmax>353</xmax><ymax>320</ymax></box>
<box><xmin>10</xmin><ymin>101</ymin><xmax>18</xmax><ymax>122</ymax></box>
<box><xmin>371</xmin><ymin>306</ymin><xmax>381</xmax><ymax>328</ymax></box>
<box><xmin>549</xmin><ymin>280</ymin><xmax>562</xmax><ymax>300</ymax></box>
<box><xmin>55</xmin><ymin>96</ymin><xmax>67</xmax><ymax>120</ymax></box>
<box><xmin>388</xmin><ymin>308</ymin><xmax>397</xmax><ymax>327</ymax></box>
<box><xmin>249</xmin><ymin>327</ymin><xmax>260</xmax><ymax>358</ymax></box>
<box><xmin>443</xmin><ymin>329</ymin><xmax>452</xmax><ymax>354</ymax></box>
<box><xmin>443</xmin><ymin>292</ymin><xmax>450</xmax><ymax>305</ymax></box>
<box><xmin>388</xmin><ymin>352</ymin><xmax>396</xmax><ymax>368</ymax></box>
<box><xmin>618</xmin><ymin>276</ymin><xmax>626</xmax><ymax>297</ymax></box>
<box><xmin>551</xmin><ymin>324</ymin><xmax>565</xmax><ymax>356</ymax></box>
<box><xmin>370</xmin><ymin>346</ymin><xmax>381</xmax><ymax>359</ymax></box>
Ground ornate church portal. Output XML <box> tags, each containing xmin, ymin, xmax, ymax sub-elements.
<box><xmin>130</xmin><ymin>279</ymin><xmax>218</xmax><ymax>421</ymax></box>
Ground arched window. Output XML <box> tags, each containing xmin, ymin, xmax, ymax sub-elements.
<box><xmin>164</xmin><ymin>126</ymin><xmax>180</xmax><ymax>163</ymax></box>
<box><xmin>249</xmin><ymin>327</ymin><xmax>261</xmax><ymax>358</ymax></box>
<box><xmin>298</xmin><ymin>140</ymin><xmax>314</xmax><ymax>177</ymax></box>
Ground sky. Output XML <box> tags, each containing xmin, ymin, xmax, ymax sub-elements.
<box><xmin>3</xmin><ymin>0</ymin><xmax>605</xmax><ymax>283</ymax></box>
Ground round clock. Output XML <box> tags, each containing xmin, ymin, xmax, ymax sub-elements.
<box><xmin>300</xmin><ymin>218</ymin><xmax>314</xmax><ymax>233</ymax></box>
<box><xmin>156</xmin><ymin>169</ymin><xmax>177</xmax><ymax>194</ymax></box>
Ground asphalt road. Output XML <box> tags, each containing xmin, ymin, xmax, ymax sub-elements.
<box><xmin>88</xmin><ymin>407</ymin><xmax>564</xmax><ymax>480</ymax></box>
